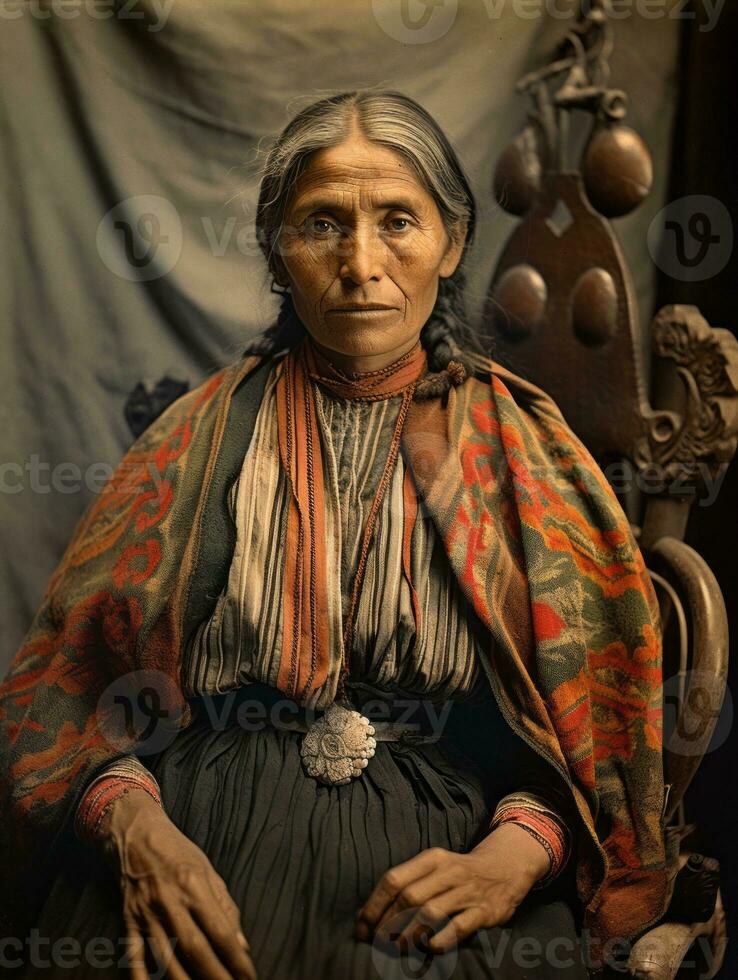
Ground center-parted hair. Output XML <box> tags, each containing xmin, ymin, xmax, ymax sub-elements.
<box><xmin>249</xmin><ymin>90</ymin><xmax>487</xmax><ymax>393</ymax></box>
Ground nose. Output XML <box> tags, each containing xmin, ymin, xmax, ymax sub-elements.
<box><xmin>339</xmin><ymin>228</ymin><xmax>385</xmax><ymax>286</ymax></box>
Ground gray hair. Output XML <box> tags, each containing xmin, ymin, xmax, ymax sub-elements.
<box><xmin>250</xmin><ymin>90</ymin><xmax>487</xmax><ymax>378</ymax></box>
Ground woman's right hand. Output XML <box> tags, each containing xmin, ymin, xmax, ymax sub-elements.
<box><xmin>96</xmin><ymin>787</ymin><xmax>257</xmax><ymax>980</ymax></box>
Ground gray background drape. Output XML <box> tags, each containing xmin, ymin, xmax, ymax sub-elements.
<box><xmin>6</xmin><ymin>4</ymin><xmax>738</xmax><ymax>977</ymax></box>
<box><xmin>0</xmin><ymin>0</ymin><xmax>682</xmax><ymax>662</ymax></box>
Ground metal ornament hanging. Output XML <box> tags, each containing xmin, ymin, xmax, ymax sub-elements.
<box><xmin>300</xmin><ymin>703</ymin><xmax>377</xmax><ymax>786</ymax></box>
<box><xmin>298</xmin><ymin>374</ymin><xmax>417</xmax><ymax>787</ymax></box>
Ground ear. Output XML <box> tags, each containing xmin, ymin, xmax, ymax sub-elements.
<box><xmin>438</xmin><ymin>220</ymin><xmax>467</xmax><ymax>278</ymax></box>
<box><xmin>271</xmin><ymin>255</ymin><xmax>291</xmax><ymax>289</ymax></box>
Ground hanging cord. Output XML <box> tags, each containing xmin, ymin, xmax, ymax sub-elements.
<box><xmin>334</xmin><ymin>378</ymin><xmax>419</xmax><ymax>703</ymax></box>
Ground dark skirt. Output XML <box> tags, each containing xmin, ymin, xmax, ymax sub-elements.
<box><xmin>12</xmin><ymin>686</ymin><xmax>590</xmax><ymax>979</ymax></box>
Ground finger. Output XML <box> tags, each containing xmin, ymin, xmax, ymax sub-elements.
<box><xmin>374</xmin><ymin>869</ymin><xmax>458</xmax><ymax>937</ymax></box>
<box><xmin>121</xmin><ymin>920</ymin><xmax>148</xmax><ymax>980</ymax></box>
<box><xmin>210</xmin><ymin>873</ymin><xmax>243</xmax><ymax>926</ymax></box>
<box><xmin>395</xmin><ymin>887</ymin><xmax>472</xmax><ymax>949</ymax></box>
<box><xmin>359</xmin><ymin>847</ymin><xmax>449</xmax><ymax>930</ymax></box>
<box><xmin>163</xmin><ymin>905</ymin><xmax>246</xmax><ymax>980</ymax></box>
<box><xmin>428</xmin><ymin>906</ymin><xmax>487</xmax><ymax>952</ymax></box>
<box><xmin>207</xmin><ymin>874</ymin><xmax>257</xmax><ymax>967</ymax></box>
<box><xmin>145</xmin><ymin>916</ymin><xmax>190</xmax><ymax>980</ymax></box>
<box><xmin>188</xmin><ymin>897</ymin><xmax>257</xmax><ymax>980</ymax></box>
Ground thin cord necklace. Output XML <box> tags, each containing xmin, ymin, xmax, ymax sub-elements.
<box><xmin>299</xmin><ymin>365</ymin><xmax>420</xmax><ymax>786</ymax></box>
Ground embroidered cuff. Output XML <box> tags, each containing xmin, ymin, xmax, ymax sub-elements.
<box><xmin>74</xmin><ymin>756</ymin><xmax>162</xmax><ymax>844</ymax></box>
<box><xmin>490</xmin><ymin>791</ymin><xmax>572</xmax><ymax>890</ymax></box>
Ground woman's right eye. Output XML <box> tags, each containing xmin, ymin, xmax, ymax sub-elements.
<box><xmin>306</xmin><ymin>218</ymin><xmax>335</xmax><ymax>236</ymax></box>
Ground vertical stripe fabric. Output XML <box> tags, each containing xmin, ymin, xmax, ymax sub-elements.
<box><xmin>182</xmin><ymin>358</ymin><xmax>487</xmax><ymax>708</ymax></box>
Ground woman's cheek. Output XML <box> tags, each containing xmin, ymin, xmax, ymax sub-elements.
<box><xmin>388</xmin><ymin>252</ymin><xmax>441</xmax><ymax>300</ymax></box>
<box><xmin>293</xmin><ymin>240</ymin><xmax>337</xmax><ymax>277</ymax></box>
<box><xmin>391</xmin><ymin>233</ymin><xmax>444</xmax><ymax>273</ymax></box>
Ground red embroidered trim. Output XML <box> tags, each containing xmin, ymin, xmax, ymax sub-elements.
<box><xmin>74</xmin><ymin>773</ymin><xmax>162</xmax><ymax>843</ymax></box>
<box><xmin>490</xmin><ymin>798</ymin><xmax>571</xmax><ymax>889</ymax></box>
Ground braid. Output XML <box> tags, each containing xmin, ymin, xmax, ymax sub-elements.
<box><xmin>414</xmin><ymin>273</ymin><xmax>480</xmax><ymax>401</ymax></box>
<box><xmin>243</xmin><ymin>291</ymin><xmax>306</xmax><ymax>358</ymax></box>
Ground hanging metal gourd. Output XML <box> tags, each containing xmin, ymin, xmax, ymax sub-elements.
<box><xmin>582</xmin><ymin>106</ymin><xmax>653</xmax><ymax>217</ymax></box>
<box><xmin>484</xmin><ymin>3</ymin><xmax>659</xmax><ymax>460</ymax></box>
<box><xmin>493</xmin><ymin>126</ymin><xmax>542</xmax><ymax>216</ymax></box>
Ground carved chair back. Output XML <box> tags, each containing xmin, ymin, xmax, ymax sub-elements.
<box><xmin>484</xmin><ymin>7</ymin><xmax>736</xmax><ymax>976</ymax></box>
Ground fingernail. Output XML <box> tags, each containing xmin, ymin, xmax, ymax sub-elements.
<box><xmin>237</xmin><ymin>930</ymin><xmax>249</xmax><ymax>950</ymax></box>
<box><xmin>355</xmin><ymin>920</ymin><xmax>369</xmax><ymax>941</ymax></box>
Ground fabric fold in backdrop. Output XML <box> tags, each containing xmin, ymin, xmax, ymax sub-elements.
<box><xmin>0</xmin><ymin>346</ymin><xmax>676</xmax><ymax>955</ymax></box>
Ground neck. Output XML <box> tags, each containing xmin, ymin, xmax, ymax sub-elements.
<box><xmin>310</xmin><ymin>334</ymin><xmax>422</xmax><ymax>375</ymax></box>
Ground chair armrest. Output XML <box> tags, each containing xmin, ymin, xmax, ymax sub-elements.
<box><xmin>627</xmin><ymin>889</ymin><xmax>726</xmax><ymax>980</ymax></box>
<box><xmin>646</xmin><ymin>535</ymin><xmax>729</xmax><ymax>823</ymax></box>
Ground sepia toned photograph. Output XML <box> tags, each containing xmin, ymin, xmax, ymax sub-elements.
<box><xmin>0</xmin><ymin>1</ymin><xmax>735</xmax><ymax>978</ymax></box>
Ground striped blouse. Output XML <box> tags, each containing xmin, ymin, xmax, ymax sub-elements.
<box><xmin>75</xmin><ymin>356</ymin><xmax>571</xmax><ymax>884</ymax></box>
<box><xmin>181</xmin><ymin>357</ymin><xmax>488</xmax><ymax>707</ymax></box>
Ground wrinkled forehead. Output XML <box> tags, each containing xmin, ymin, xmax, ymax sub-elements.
<box><xmin>286</xmin><ymin>142</ymin><xmax>437</xmax><ymax>219</ymax></box>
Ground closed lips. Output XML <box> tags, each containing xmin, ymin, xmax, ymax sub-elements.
<box><xmin>327</xmin><ymin>305</ymin><xmax>398</xmax><ymax>312</ymax></box>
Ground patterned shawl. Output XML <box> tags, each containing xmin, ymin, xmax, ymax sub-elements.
<box><xmin>0</xmin><ymin>346</ymin><xmax>675</xmax><ymax>955</ymax></box>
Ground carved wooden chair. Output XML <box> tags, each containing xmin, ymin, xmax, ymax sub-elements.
<box><xmin>484</xmin><ymin>7</ymin><xmax>737</xmax><ymax>978</ymax></box>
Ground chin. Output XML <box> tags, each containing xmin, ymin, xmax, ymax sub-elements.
<box><xmin>313</xmin><ymin>323</ymin><xmax>409</xmax><ymax>360</ymax></box>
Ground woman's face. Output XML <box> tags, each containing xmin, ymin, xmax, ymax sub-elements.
<box><xmin>277</xmin><ymin>127</ymin><xmax>465</xmax><ymax>371</ymax></box>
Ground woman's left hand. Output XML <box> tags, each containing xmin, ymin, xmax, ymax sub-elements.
<box><xmin>355</xmin><ymin>822</ymin><xmax>551</xmax><ymax>952</ymax></box>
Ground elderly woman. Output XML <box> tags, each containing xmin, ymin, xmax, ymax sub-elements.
<box><xmin>0</xmin><ymin>91</ymin><xmax>671</xmax><ymax>980</ymax></box>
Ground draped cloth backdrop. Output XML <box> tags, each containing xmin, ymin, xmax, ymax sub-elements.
<box><xmin>0</xmin><ymin>1</ymin><xmax>683</xmax><ymax>664</ymax></box>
